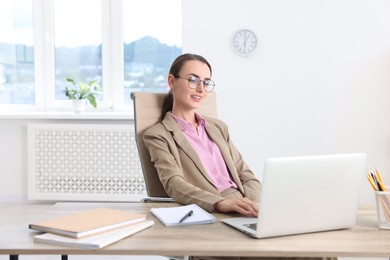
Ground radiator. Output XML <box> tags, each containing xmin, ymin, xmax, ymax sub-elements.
<box><xmin>27</xmin><ymin>124</ymin><xmax>147</xmax><ymax>201</ymax></box>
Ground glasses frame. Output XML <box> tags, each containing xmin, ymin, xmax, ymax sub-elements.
<box><xmin>174</xmin><ymin>75</ymin><xmax>215</xmax><ymax>92</ymax></box>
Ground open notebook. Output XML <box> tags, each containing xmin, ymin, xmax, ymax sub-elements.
<box><xmin>222</xmin><ymin>153</ymin><xmax>367</xmax><ymax>238</ymax></box>
<box><xmin>151</xmin><ymin>204</ymin><xmax>216</xmax><ymax>227</ymax></box>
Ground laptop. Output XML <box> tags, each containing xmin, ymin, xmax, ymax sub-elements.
<box><xmin>222</xmin><ymin>153</ymin><xmax>367</xmax><ymax>238</ymax></box>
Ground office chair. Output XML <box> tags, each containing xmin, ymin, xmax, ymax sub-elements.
<box><xmin>130</xmin><ymin>91</ymin><xmax>218</xmax><ymax>201</ymax></box>
<box><xmin>131</xmin><ymin>92</ymin><xmax>217</xmax><ymax>260</ymax></box>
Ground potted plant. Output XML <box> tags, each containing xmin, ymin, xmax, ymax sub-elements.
<box><xmin>65</xmin><ymin>78</ymin><xmax>101</xmax><ymax>112</ymax></box>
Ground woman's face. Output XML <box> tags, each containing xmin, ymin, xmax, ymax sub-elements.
<box><xmin>168</xmin><ymin>60</ymin><xmax>212</xmax><ymax>113</ymax></box>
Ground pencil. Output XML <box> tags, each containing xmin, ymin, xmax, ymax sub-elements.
<box><xmin>375</xmin><ymin>169</ymin><xmax>387</xmax><ymax>191</ymax></box>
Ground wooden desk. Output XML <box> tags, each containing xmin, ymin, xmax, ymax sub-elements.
<box><xmin>0</xmin><ymin>202</ymin><xmax>389</xmax><ymax>258</ymax></box>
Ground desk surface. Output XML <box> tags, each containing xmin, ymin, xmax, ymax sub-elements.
<box><xmin>0</xmin><ymin>202</ymin><xmax>389</xmax><ymax>257</ymax></box>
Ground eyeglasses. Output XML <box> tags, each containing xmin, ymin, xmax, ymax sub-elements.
<box><xmin>174</xmin><ymin>75</ymin><xmax>215</xmax><ymax>92</ymax></box>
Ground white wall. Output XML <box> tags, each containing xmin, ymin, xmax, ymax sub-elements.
<box><xmin>1</xmin><ymin>0</ymin><xmax>390</xmax><ymax>204</ymax></box>
<box><xmin>183</xmin><ymin>0</ymin><xmax>390</xmax><ymax>203</ymax></box>
<box><xmin>0</xmin><ymin>120</ymin><xmax>28</xmax><ymax>201</ymax></box>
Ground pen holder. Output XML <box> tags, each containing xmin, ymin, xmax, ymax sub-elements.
<box><xmin>375</xmin><ymin>189</ymin><xmax>390</xmax><ymax>229</ymax></box>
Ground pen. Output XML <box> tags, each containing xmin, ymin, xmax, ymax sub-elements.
<box><xmin>367</xmin><ymin>175</ymin><xmax>378</xmax><ymax>191</ymax></box>
<box><xmin>370</xmin><ymin>172</ymin><xmax>380</xmax><ymax>191</ymax></box>
<box><xmin>179</xmin><ymin>210</ymin><xmax>193</xmax><ymax>223</ymax></box>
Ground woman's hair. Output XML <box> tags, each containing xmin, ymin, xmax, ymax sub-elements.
<box><xmin>160</xmin><ymin>53</ymin><xmax>212</xmax><ymax>121</ymax></box>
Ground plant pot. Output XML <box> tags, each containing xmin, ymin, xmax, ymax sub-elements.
<box><xmin>71</xmin><ymin>99</ymin><xmax>87</xmax><ymax>113</ymax></box>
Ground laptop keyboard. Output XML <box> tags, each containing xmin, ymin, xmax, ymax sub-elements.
<box><xmin>244</xmin><ymin>223</ymin><xmax>257</xmax><ymax>231</ymax></box>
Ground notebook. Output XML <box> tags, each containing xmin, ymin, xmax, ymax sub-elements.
<box><xmin>33</xmin><ymin>220</ymin><xmax>154</xmax><ymax>249</ymax></box>
<box><xmin>151</xmin><ymin>204</ymin><xmax>216</xmax><ymax>227</ymax></box>
<box><xmin>222</xmin><ymin>153</ymin><xmax>367</xmax><ymax>238</ymax></box>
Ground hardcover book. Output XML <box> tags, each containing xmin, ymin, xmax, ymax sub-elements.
<box><xmin>29</xmin><ymin>208</ymin><xmax>146</xmax><ymax>238</ymax></box>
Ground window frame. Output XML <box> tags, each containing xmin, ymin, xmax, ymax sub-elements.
<box><xmin>1</xmin><ymin>0</ymin><xmax>180</xmax><ymax>113</ymax></box>
<box><xmin>36</xmin><ymin>0</ymin><xmax>126</xmax><ymax>112</ymax></box>
<box><xmin>0</xmin><ymin>0</ymin><xmax>127</xmax><ymax>112</ymax></box>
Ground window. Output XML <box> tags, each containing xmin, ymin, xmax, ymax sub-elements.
<box><xmin>0</xmin><ymin>0</ymin><xmax>182</xmax><ymax>111</ymax></box>
<box><xmin>54</xmin><ymin>0</ymin><xmax>102</xmax><ymax>101</ymax></box>
<box><xmin>123</xmin><ymin>0</ymin><xmax>181</xmax><ymax>105</ymax></box>
<box><xmin>0</xmin><ymin>0</ymin><xmax>34</xmax><ymax>105</ymax></box>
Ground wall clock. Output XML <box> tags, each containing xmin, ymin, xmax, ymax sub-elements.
<box><xmin>230</xmin><ymin>29</ymin><xmax>258</xmax><ymax>56</ymax></box>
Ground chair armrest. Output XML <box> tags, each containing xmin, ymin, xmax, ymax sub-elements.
<box><xmin>140</xmin><ymin>197</ymin><xmax>175</xmax><ymax>203</ymax></box>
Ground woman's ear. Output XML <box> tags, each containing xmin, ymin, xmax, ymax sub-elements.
<box><xmin>167</xmin><ymin>74</ymin><xmax>175</xmax><ymax>89</ymax></box>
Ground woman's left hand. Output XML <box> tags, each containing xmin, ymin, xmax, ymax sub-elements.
<box><xmin>213</xmin><ymin>197</ymin><xmax>258</xmax><ymax>217</ymax></box>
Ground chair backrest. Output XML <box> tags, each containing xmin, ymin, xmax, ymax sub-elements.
<box><xmin>131</xmin><ymin>92</ymin><xmax>218</xmax><ymax>197</ymax></box>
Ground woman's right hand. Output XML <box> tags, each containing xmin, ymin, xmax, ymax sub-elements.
<box><xmin>214</xmin><ymin>197</ymin><xmax>258</xmax><ymax>217</ymax></box>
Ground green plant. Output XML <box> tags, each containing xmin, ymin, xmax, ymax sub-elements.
<box><xmin>65</xmin><ymin>78</ymin><xmax>101</xmax><ymax>108</ymax></box>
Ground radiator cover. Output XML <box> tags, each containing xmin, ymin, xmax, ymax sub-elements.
<box><xmin>28</xmin><ymin>124</ymin><xmax>147</xmax><ymax>201</ymax></box>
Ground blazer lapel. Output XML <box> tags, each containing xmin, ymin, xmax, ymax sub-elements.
<box><xmin>162</xmin><ymin>114</ymin><xmax>216</xmax><ymax>186</ymax></box>
<box><xmin>204</xmin><ymin>121</ymin><xmax>243</xmax><ymax>191</ymax></box>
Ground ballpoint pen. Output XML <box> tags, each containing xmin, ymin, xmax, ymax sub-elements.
<box><xmin>371</xmin><ymin>172</ymin><xmax>382</xmax><ymax>191</ymax></box>
<box><xmin>179</xmin><ymin>210</ymin><xmax>193</xmax><ymax>223</ymax></box>
<box><xmin>367</xmin><ymin>174</ymin><xmax>377</xmax><ymax>191</ymax></box>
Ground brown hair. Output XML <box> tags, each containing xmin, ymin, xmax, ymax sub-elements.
<box><xmin>160</xmin><ymin>53</ymin><xmax>212</xmax><ymax>121</ymax></box>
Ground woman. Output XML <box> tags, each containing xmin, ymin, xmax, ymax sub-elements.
<box><xmin>143</xmin><ymin>53</ymin><xmax>335</xmax><ymax>260</ymax></box>
<box><xmin>143</xmin><ymin>53</ymin><xmax>260</xmax><ymax>217</ymax></box>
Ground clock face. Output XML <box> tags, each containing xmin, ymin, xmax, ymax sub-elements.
<box><xmin>231</xmin><ymin>29</ymin><xmax>257</xmax><ymax>56</ymax></box>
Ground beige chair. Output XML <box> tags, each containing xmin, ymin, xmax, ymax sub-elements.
<box><xmin>131</xmin><ymin>92</ymin><xmax>217</xmax><ymax>260</ymax></box>
<box><xmin>130</xmin><ymin>91</ymin><xmax>218</xmax><ymax>201</ymax></box>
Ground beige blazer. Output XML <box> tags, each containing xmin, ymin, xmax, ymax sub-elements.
<box><xmin>143</xmin><ymin>113</ymin><xmax>261</xmax><ymax>212</ymax></box>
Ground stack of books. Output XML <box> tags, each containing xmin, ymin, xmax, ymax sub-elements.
<box><xmin>29</xmin><ymin>207</ymin><xmax>154</xmax><ymax>249</ymax></box>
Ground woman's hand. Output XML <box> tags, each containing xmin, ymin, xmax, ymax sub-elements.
<box><xmin>214</xmin><ymin>197</ymin><xmax>258</xmax><ymax>217</ymax></box>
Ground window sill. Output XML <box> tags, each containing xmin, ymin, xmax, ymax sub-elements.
<box><xmin>0</xmin><ymin>111</ymin><xmax>133</xmax><ymax>120</ymax></box>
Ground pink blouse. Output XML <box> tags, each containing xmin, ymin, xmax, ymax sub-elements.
<box><xmin>170</xmin><ymin>112</ymin><xmax>237</xmax><ymax>193</ymax></box>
